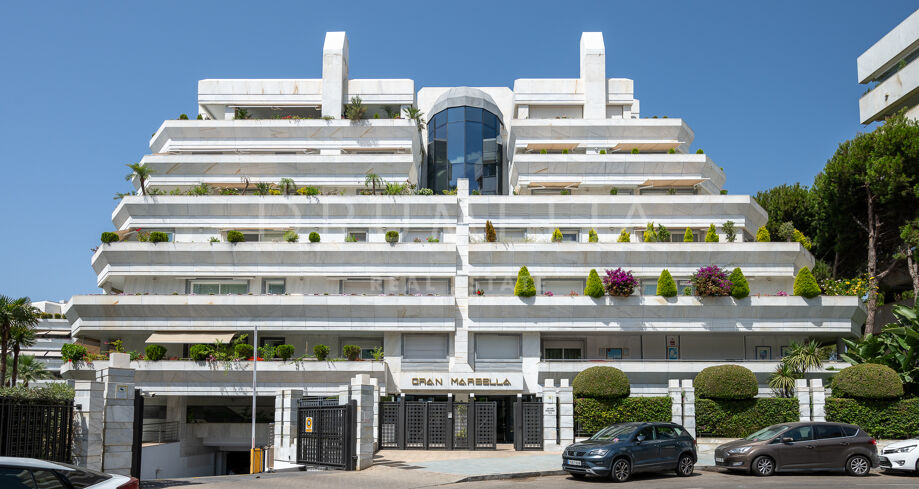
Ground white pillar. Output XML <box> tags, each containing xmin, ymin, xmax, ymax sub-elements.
<box><xmin>810</xmin><ymin>379</ymin><xmax>826</xmax><ymax>422</ymax></box>
<box><xmin>679</xmin><ymin>380</ymin><xmax>696</xmax><ymax>437</ymax></box>
<box><xmin>71</xmin><ymin>379</ymin><xmax>104</xmax><ymax>471</ymax></box>
<box><xmin>579</xmin><ymin>32</ymin><xmax>607</xmax><ymax>120</ymax></box>
<box><xmin>273</xmin><ymin>389</ymin><xmax>302</xmax><ymax>464</ymax></box>
<box><xmin>452</xmin><ymin>179</ymin><xmax>472</xmax><ymax>373</ymax></box>
<box><xmin>668</xmin><ymin>379</ymin><xmax>683</xmax><ymax>425</ymax></box>
<box><xmin>796</xmin><ymin>379</ymin><xmax>811</xmax><ymax>422</ymax></box>
<box><xmin>322</xmin><ymin>32</ymin><xmax>349</xmax><ymax>119</ymax></box>
<box><xmin>542</xmin><ymin>379</ymin><xmax>561</xmax><ymax>450</ymax></box>
<box><xmin>349</xmin><ymin>375</ymin><xmax>375</xmax><ymax>470</ymax></box>
<box><xmin>100</xmin><ymin>353</ymin><xmax>136</xmax><ymax>476</ymax></box>
<box><xmin>558</xmin><ymin>379</ymin><xmax>574</xmax><ymax>446</ymax></box>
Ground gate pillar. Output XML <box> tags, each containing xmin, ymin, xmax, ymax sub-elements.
<box><xmin>72</xmin><ymin>379</ymin><xmax>104</xmax><ymax>471</ymax></box>
<box><xmin>273</xmin><ymin>389</ymin><xmax>303</xmax><ymax>464</ymax></box>
<box><xmin>342</xmin><ymin>375</ymin><xmax>376</xmax><ymax>470</ymax></box>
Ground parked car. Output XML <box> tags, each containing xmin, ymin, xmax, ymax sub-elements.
<box><xmin>714</xmin><ymin>422</ymin><xmax>879</xmax><ymax>476</ymax></box>
<box><xmin>562</xmin><ymin>422</ymin><xmax>697</xmax><ymax>482</ymax></box>
<box><xmin>0</xmin><ymin>457</ymin><xmax>137</xmax><ymax>489</ymax></box>
<box><xmin>879</xmin><ymin>437</ymin><xmax>919</xmax><ymax>474</ymax></box>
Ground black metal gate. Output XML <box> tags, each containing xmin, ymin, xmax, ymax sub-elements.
<box><xmin>0</xmin><ymin>397</ymin><xmax>74</xmax><ymax>462</ymax></box>
<box><xmin>514</xmin><ymin>401</ymin><xmax>543</xmax><ymax>450</ymax></box>
<box><xmin>297</xmin><ymin>400</ymin><xmax>355</xmax><ymax>470</ymax></box>
<box><xmin>378</xmin><ymin>400</ymin><xmax>496</xmax><ymax>450</ymax></box>
<box><xmin>130</xmin><ymin>389</ymin><xmax>144</xmax><ymax>479</ymax></box>
<box><xmin>473</xmin><ymin>402</ymin><xmax>497</xmax><ymax>449</ymax></box>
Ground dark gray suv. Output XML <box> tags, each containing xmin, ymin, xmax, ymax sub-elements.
<box><xmin>562</xmin><ymin>422</ymin><xmax>697</xmax><ymax>482</ymax></box>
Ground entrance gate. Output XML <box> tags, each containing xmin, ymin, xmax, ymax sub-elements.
<box><xmin>513</xmin><ymin>401</ymin><xmax>544</xmax><ymax>450</ymax></box>
<box><xmin>296</xmin><ymin>400</ymin><xmax>356</xmax><ymax>470</ymax></box>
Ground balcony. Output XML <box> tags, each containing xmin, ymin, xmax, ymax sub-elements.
<box><xmin>859</xmin><ymin>58</ymin><xmax>919</xmax><ymax>124</ymax></box>
<box><xmin>509</xmin><ymin>118</ymin><xmax>694</xmax><ymax>153</ymax></box>
<box><xmin>467</xmin><ymin>295</ymin><xmax>866</xmax><ymax>335</ymax></box>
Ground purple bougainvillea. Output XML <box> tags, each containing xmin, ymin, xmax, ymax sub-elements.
<box><xmin>691</xmin><ymin>265</ymin><xmax>733</xmax><ymax>297</ymax></box>
<box><xmin>603</xmin><ymin>268</ymin><xmax>639</xmax><ymax>297</ymax></box>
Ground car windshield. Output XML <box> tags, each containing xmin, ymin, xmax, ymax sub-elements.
<box><xmin>744</xmin><ymin>424</ymin><xmax>791</xmax><ymax>441</ymax></box>
<box><xmin>590</xmin><ymin>424</ymin><xmax>638</xmax><ymax>441</ymax></box>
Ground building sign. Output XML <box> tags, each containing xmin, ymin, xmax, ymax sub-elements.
<box><xmin>399</xmin><ymin>372</ymin><xmax>523</xmax><ymax>391</ymax></box>
<box><xmin>304</xmin><ymin>417</ymin><xmax>313</xmax><ymax>433</ymax></box>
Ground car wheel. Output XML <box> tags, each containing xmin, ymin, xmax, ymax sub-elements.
<box><xmin>676</xmin><ymin>454</ymin><xmax>694</xmax><ymax>477</ymax></box>
<box><xmin>752</xmin><ymin>456</ymin><xmax>775</xmax><ymax>477</ymax></box>
<box><xmin>610</xmin><ymin>458</ymin><xmax>631</xmax><ymax>483</ymax></box>
<box><xmin>846</xmin><ymin>455</ymin><xmax>871</xmax><ymax>477</ymax></box>
<box><xmin>915</xmin><ymin>458</ymin><xmax>919</xmax><ymax>475</ymax></box>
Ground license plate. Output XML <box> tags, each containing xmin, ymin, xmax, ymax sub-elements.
<box><xmin>566</xmin><ymin>459</ymin><xmax>582</xmax><ymax>466</ymax></box>
<box><xmin>715</xmin><ymin>457</ymin><xmax>724</xmax><ymax>463</ymax></box>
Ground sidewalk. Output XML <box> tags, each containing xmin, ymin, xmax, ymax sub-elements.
<box><xmin>374</xmin><ymin>445</ymin><xmax>564</xmax><ymax>480</ymax></box>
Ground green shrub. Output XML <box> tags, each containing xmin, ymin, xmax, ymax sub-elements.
<box><xmin>551</xmin><ymin>228</ymin><xmax>563</xmax><ymax>243</ymax></box>
<box><xmin>588</xmin><ymin>228</ymin><xmax>598</xmax><ymax>243</ymax></box>
<box><xmin>514</xmin><ymin>266</ymin><xmax>536</xmax><ymax>297</ymax></box>
<box><xmin>729</xmin><ymin>268</ymin><xmax>750</xmax><ymax>299</ymax></box>
<box><xmin>562</xmin><ymin>149</ymin><xmax>569</xmax><ymax>154</ymax></box>
<box><xmin>694</xmin><ymin>364</ymin><xmax>758</xmax><ymax>400</ymax></box>
<box><xmin>830</xmin><ymin>363</ymin><xmax>903</xmax><ymax>399</ymax></box>
<box><xmin>258</xmin><ymin>344</ymin><xmax>275</xmax><ymax>359</ymax></box>
<box><xmin>283</xmin><ymin>230</ymin><xmax>299</xmax><ymax>243</ymax></box>
<box><xmin>233</xmin><ymin>343</ymin><xmax>253</xmax><ymax>359</ymax></box>
<box><xmin>696</xmin><ymin>398</ymin><xmax>798</xmax><ymax>437</ymax></box>
<box><xmin>704</xmin><ymin>224</ymin><xmax>719</xmax><ymax>242</ymax></box>
<box><xmin>540</xmin><ymin>149</ymin><xmax>547</xmax><ymax>154</ymax></box>
<box><xmin>275</xmin><ymin>344</ymin><xmax>295</xmax><ymax>360</ymax></box>
<box><xmin>485</xmin><ymin>220</ymin><xmax>497</xmax><ymax>242</ymax></box>
<box><xmin>609</xmin><ymin>188</ymin><xmax>618</xmax><ymax>195</ymax></box>
<box><xmin>756</xmin><ymin>226</ymin><xmax>770</xmax><ymax>242</ymax></box>
<box><xmin>148</xmin><ymin>231</ymin><xmax>169</xmax><ymax>243</ymax></box>
<box><xmin>145</xmin><ymin>344</ymin><xmax>167</xmax><ymax>361</ymax></box>
<box><xmin>696</xmin><ymin>149</ymin><xmax>704</xmax><ymax>154</ymax></box>
<box><xmin>573</xmin><ymin>366</ymin><xmax>631</xmax><ymax>399</ymax></box>
<box><xmin>343</xmin><ymin>345</ymin><xmax>361</xmax><ymax>361</ymax></box>
<box><xmin>189</xmin><ymin>344</ymin><xmax>209</xmax><ymax>361</ymax></box>
<box><xmin>575</xmin><ymin>397</ymin><xmax>671</xmax><ymax>434</ymax></box>
<box><xmin>792</xmin><ymin>229</ymin><xmax>812</xmax><ymax>250</ymax></box>
<box><xmin>584</xmin><ymin>269</ymin><xmax>605</xmax><ymax>298</ymax></box>
<box><xmin>826</xmin><ymin>397</ymin><xmax>919</xmax><ymax>439</ymax></box>
<box><xmin>297</xmin><ymin>186</ymin><xmax>320</xmax><ymax>196</ymax></box>
<box><xmin>668</xmin><ymin>148</ymin><xmax>676</xmax><ymax>154</ymax></box>
<box><xmin>313</xmin><ymin>344</ymin><xmax>330</xmax><ymax>360</ymax></box>
<box><xmin>721</xmin><ymin>220</ymin><xmax>737</xmax><ymax>242</ymax></box>
<box><xmin>226</xmin><ymin>230</ymin><xmax>245</xmax><ymax>243</ymax></box>
<box><xmin>178</xmin><ymin>114</ymin><xmax>189</xmax><ymax>120</ymax></box>
<box><xmin>599</xmin><ymin>149</ymin><xmax>607</xmax><ymax>154</ymax></box>
<box><xmin>0</xmin><ymin>383</ymin><xmax>75</xmax><ymax>402</ymax></box>
<box><xmin>793</xmin><ymin>266</ymin><xmax>821</xmax><ymax>298</ymax></box>
<box><xmin>101</xmin><ymin>232</ymin><xmax>120</xmax><ymax>244</ymax></box>
<box><xmin>385</xmin><ymin>230</ymin><xmax>399</xmax><ymax>244</ymax></box>
<box><xmin>617</xmin><ymin>230</ymin><xmax>630</xmax><ymax>242</ymax></box>
<box><xmin>630</xmin><ymin>148</ymin><xmax>640</xmax><ymax>154</ymax></box>
<box><xmin>683</xmin><ymin>228</ymin><xmax>693</xmax><ymax>242</ymax></box>
<box><xmin>308</xmin><ymin>231</ymin><xmax>320</xmax><ymax>243</ymax></box>
<box><xmin>61</xmin><ymin>344</ymin><xmax>88</xmax><ymax>363</ymax></box>
<box><xmin>657</xmin><ymin>269</ymin><xmax>677</xmax><ymax>297</ymax></box>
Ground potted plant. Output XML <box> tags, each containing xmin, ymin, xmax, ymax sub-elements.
<box><xmin>603</xmin><ymin>268</ymin><xmax>639</xmax><ymax>297</ymax></box>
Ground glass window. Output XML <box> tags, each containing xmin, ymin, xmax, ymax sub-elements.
<box><xmin>264</xmin><ymin>279</ymin><xmax>286</xmax><ymax>294</ymax></box>
<box><xmin>30</xmin><ymin>471</ymin><xmax>65</xmax><ymax>489</ymax></box>
<box><xmin>447</xmin><ymin>107</ymin><xmax>464</xmax><ymax>123</ymax></box>
<box><xmin>560</xmin><ymin>230</ymin><xmax>578</xmax><ymax>242</ymax></box>
<box><xmin>642</xmin><ymin>283</ymin><xmax>657</xmax><ymax>295</ymax></box>
<box><xmin>425</xmin><ymin>106</ymin><xmax>503</xmax><ymax>195</ymax></box>
<box><xmin>841</xmin><ymin>425</ymin><xmax>858</xmax><ymax>437</ymax></box>
<box><xmin>475</xmin><ymin>334</ymin><xmax>521</xmax><ymax>361</ymax></box>
<box><xmin>545</xmin><ymin>348</ymin><xmax>581</xmax><ymax>360</ymax></box>
<box><xmin>636</xmin><ymin>426</ymin><xmax>655</xmax><ymax>441</ymax></box>
<box><xmin>191</xmin><ymin>281</ymin><xmax>249</xmax><ymax>295</ymax></box>
<box><xmin>346</xmin><ymin>231</ymin><xmax>367</xmax><ymax>242</ymax></box>
<box><xmin>191</xmin><ymin>283</ymin><xmax>219</xmax><ymax>295</ymax></box>
<box><xmin>814</xmin><ymin>424</ymin><xmax>844</xmax><ymax>440</ymax></box>
<box><xmin>58</xmin><ymin>467</ymin><xmax>111</xmax><ymax>489</ymax></box>
<box><xmin>656</xmin><ymin>426</ymin><xmax>678</xmax><ymax>440</ymax></box>
<box><xmin>221</xmin><ymin>283</ymin><xmax>248</xmax><ymax>295</ymax></box>
<box><xmin>0</xmin><ymin>468</ymin><xmax>36</xmax><ymax>489</ymax></box>
<box><xmin>403</xmin><ymin>334</ymin><xmax>448</xmax><ymax>361</ymax></box>
<box><xmin>784</xmin><ymin>425</ymin><xmax>813</xmax><ymax>442</ymax></box>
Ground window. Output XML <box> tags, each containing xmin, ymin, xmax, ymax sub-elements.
<box><xmin>559</xmin><ymin>230</ymin><xmax>579</xmax><ymax>242</ymax></box>
<box><xmin>674</xmin><ymin>231</ymin><xmax>695</xmax><ymax>243</ymax></box>
<box><xmin>842</xmin><ymin>425</ymin><xmax>859</xmax><ymax>437</ymax></box>
<box><xmin>259</xmin><ymin>337</ymin><xmax>285</xmax><ymax>348</ymax></box>
<box><xmin>642</xmin><ymin>282</ymin><xmax>657</xmax><ymax>295</ymax></box>
<box><xmin>497</xmin><ymin>228</ymin><xmax>526</xmax><ymax>242</ymax></box>
<box><xmin>0</xmin><ymin>468</ymin><xmax>35</xmax><ymax>489</ymax></box>
<box><xmin>656</xmin><ymin>426</ymin><xmax>678</xmax><ymax>440</ymax></box>
<box><xmin>605</xmin><ymin>348</ymin><xmax>623</xmax><ymax>359</ymax></box>
<box><xmin>784</xmin><ymin>425</ymin><xmax>813</xmax><ymax>442</ymax></box>
<box><xmin>403</xmin><ymin>334</ymin><xmax>448</xmax><ymax>361</ymax></box>
<box><xmin>341</xmin><ymin>279</ymin><xmax>383</xmax><ymax>295</ymax></box>
<box><xmin>814</xmin><ymin>424</ymin><xmax>843</xmax><ymax>440</ymax></box>
<box><xmin>677</xmin><ymin>280</ymin><xmax>694</xmax><ymax>296</ymax></box>
<box><xmin>57</xmin><ymin>466</ymin><xmax>111</xmax><ymax>489</ymax></box>
<box><xmin>407</xmin><ymin>278</ymin><xmax>451</xmax><ymax>295</ymax></box>
<box><xmin>541</xmin><ymin>279</ymin><xmax>585</xmax><ymax>295</ymax></box>
<box><xmin>190</xmin><ymin>280</ymin><xmax>249</xmax><ymax>295</ymax></box>
<box><xmin>263</xmin><ymin>279</ymin><xmax>286</xmax><ymax>294</ymax></box>
<box><xmin>241</xmin><ymin>232</ymin><xmax>261</xmax><ymax>242</ymax></box>
<box><xmin>340</xmin><ymin>337</ymin><xmax>383</xmax><ymax>360</ymax></box>
<box><xmin>635</xmin><ymin>426</ymin><xmax>655</xmax><ymax>441</ymax></box>
<box><xmin>30</xmin><ymin>471</ymin><xmax>65</xmax><ymax>489</ymax></box>
<box><xmin>475</xmin><ymin>334</ymin><xmax>520</xmax><ymax>361</ymax></box>
<box><xmin>544</xmin><ymin>348</ymin><xmax>581</xmax><ymax>360</ymax></box>
<box><xmin>346</xmin><ymin>230</ymin><xmax>367</xmax><ymax>242</ymax></box>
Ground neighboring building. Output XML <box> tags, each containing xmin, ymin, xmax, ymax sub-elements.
<box><xmin>63</xmin><ymin>32</ymin><xmax>864</xmax><ymax>475</ymax></box>
<box><xmin>858</xmin><ymin>8</ymin><xmax>919</xmax><ymax>123</ymax></box>
<box><xmin>27</xmin><ymin>301</ymin><xmax>72</xmax><ymax>373</ymax></box>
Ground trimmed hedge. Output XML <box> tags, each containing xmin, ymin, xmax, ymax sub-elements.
<box><xmin>584</xmin><ymin>269</ymin><xmax>605</xmax><ymax>298</ymax></box>
<box><xmin>308</xmin><ymin>231</ymin><xmax>320</xmax><ymax>243</ymax></box>
<box><xmin>696</xmin><ymin>398</ymin><xmax>799</xmax><ymax>437</ymax></box>
<box><xmin>729</xmin><ymin>268</ymin><xmax>750</xmax><ymax>299</ymax></box>
<box><xmin>189</xmin><ymin>344</ymin><xmax>209</xmax><ymax>361</ymax></box>
<box><xmin>514</xmin><ymin>266</ymin><xmax>536</xmax><ymax>297</ymax></box>
<box><xmin>100</xmin><ymin>232</ymin><xmax>120</xmax><ymax>244</ymax></box>
<box><xmin>826</xmin><ymin>397</ymin><xmax>919</xmax><ymax>439</ymax></box>
<box><xmin>226</xmin><ymin>230</ymin><xmax>245</xmax><ymax>243</ymax></box>
<box><xmin>575</xmin><ymin>397</ymin><xmax>671</xmax><ymax>434</ymax></box>
<box><xmin>275</xmin><ymin>344</ymin><xmax>295</xmax><ymax>360</ymax></box>
<box><xmin>145</xmin><ymin>344</ymin><xmax>167</xmax><ymax>361</ymax></box>
<box><xmin>657</xmin><ymin>269</ymin><xmax>677</xmax><ymax>297</ymax></box>
<box><xmin>0</xmin><ymin>383</ymin><xmax>75</xmax><ymax>402</ymax></box>
<box><xmin>573</xmin><ymin>366</ymin><xmax>630</xmax><ymax>399</ymax></box>
<box><xmin>694</xmin><ymin>364</ymin><xmax>758</xmax><ymax>400</ymax></box>
<box><xmin>830</xmin><ymin>363</ymin><xmax>904</xmax><ymax>399</ymax></box>
<box><xmin>234</xmin><ymin>343</ymin><xmax>254</xmax><ymax>359</ymax></box>
<box><xmin>793</xmin><ymin>266</ymin><xmax>821</xmax><ymax>298</ymax></box>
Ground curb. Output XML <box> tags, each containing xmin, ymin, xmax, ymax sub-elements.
<box><xmin>455</xmin><ymin>470</ymin><xmax>568</xmax><ymax>483</ymax></box>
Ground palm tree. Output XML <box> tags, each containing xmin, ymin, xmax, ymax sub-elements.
<box><xmin>254</xmin><ymin>182</ymin><xmax>272</xmax><ymax>195</ymax></box>
<box><xmin>9</xmin><ymin>313</ymin><xmax>38</xmax><ymax>387</ymax></box>
<box><xmin>278</xmin><ymin>178</ymin><xmax>296</xmax><ymax>195</ymax></box>
<box><xmin>783</xmin><ymin>339</ymin><xmax>826</xmax><ymax>374</ymax></box>
<box><xmin>768</xmin><ymin>362</ymin><xmax>799</xmax><ymax>398</ymax></box>
<box><xmin>4</xmin><ymin>355</ymin><xmax>51</xmax><ymax>387</ymax></box>
<box><xmin>402</xmin><ymin>106</ymin><xmax>426</xmax><ymax>130</ymax></box>
<box><xmin>125</xmin><ymin>163</ymin><xmax>155</xmax><ymax>196</ymax></box>
<box><xmin>364</xmin><ymin>172</ymin><xmax>384</xmax><ymax>195</ymax></box>
<box><xmin>344</xmin><ymin>96</ymin><xmax>366</xmax><ymax>121</ymax></box>
<box><xmin>0</xmin><ymin>296</ymin><xmax>35</xmax><ymax>386</ymax></box>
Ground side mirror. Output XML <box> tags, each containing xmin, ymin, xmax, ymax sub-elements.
<box><xmin>781</xmin><ymin>437</ymin><xmax>794</xmax><ymax>443</ymax></box>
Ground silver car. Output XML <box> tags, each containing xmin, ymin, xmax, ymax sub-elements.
<box><xmin>0</xmin><ymin>457</ymin><xmax>137</xmax><ymax>489</ymax></box>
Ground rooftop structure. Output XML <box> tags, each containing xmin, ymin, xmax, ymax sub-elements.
<box><xmin>858</xmin><ymin>8</ymin><xmax>919</xmax><ymax>123</ymax></box>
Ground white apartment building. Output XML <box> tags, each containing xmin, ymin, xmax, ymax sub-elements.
<box><xmin>62</xmin><ymin>32</ymin><xmax>865</xmax><ymax>475</ymax></box>
<box><xmin>858</xmin><ymin>8</ymin><xmax>919</xmax><ymax>123</ymax></box>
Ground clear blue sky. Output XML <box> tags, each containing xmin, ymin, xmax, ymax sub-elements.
<box><xmin>1</xmin><ymin>1</ymin><xmax>916</xmax><ymax>301</ymax></box>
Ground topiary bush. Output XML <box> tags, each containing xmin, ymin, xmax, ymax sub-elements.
<box><xmin>657</xmin><ymin>269</ymin><xmax>677</xmax><ymax>297</ymax></box>
<box><xmin>588</xmin><ymin>228</ymin><xmax>598</xmax><ymax>243</ymax></box>
<box><xmin>830</xmin><ymin>363</ymin><xmax>904</xmax><ymax>400</ymax></box>
<box><xmin>226</xmin><ymin>230</ymin><xmax>245</xmax><ymax>243</ymax></box>
<box><xmin>617</xmin><ymin>230</ymin><xmax>630</xmax><ymax>242</ymax></box>
<box><xmin>385</xmin><ymin>230</ymin><xmax>399</xmax><ymax>244</ymax></box>
<box><xmin>485</xmin><ymin>220</ymin><xmax>497</xmax><ymax>242</ymax></box>
<box><xmin>694</xmin><ymin>364</ymin><xmax>758</xmax><ymax>400</ymax></box>
<box><xmin>101</xmin><ymin>232</ymin><xmax>120</xmax><ymax>244</ymax></box>
<box><xmin>756</xmin><ymin>226</ymin><xmax>771</xmax><ymax>242</ymax></box>
<box><xmin>575</xmin><ymin>397</ymin><xmax>671</xmax><ymax>435</ymax></box>
<box><xmin>189</xmin><ymin>344</ymin><xmax>210</xmax><ymax>361</ymax></box>
<box><xmin>826</xmin><ymin>397</ymin><xmax>919</xmax><ymax>439</ymax></box>
<box><xmin>275</xmin><ymin>344</ymin><xmax>295</xmax><ymax>360</ymax></box>
<box><xmin>313</xmin><ymin>344</ymin><xmax>330</xmax><ymax>361</ymax></box>
<box><xmin>696</xmin><ymin>398</ymin><xmax>799</xmax><ymax>437</ymax></box>
<box><xmin>61</xmin><ymin>344</ymin><xmax>88</xmax><ymax>363</ymax></box>
<box><xmin>514</xmin><ymin>266</ymin><xmax>536</xmax><ymax>297</ymax></box>
<box><xmin>573</xmin><ymin>366</ymin><xmax>631</xmax><ymax>399</ymax></box>
<box><xmin>234</xmin><ymin>343</ymin><xmax>253</xmax><ymax>359</ymax></box>
<box><xmin>668</xmin><ymin>148</ymin><xmax>676</xmax><ymax>154</ymax></box>
<box><xmin>148</xmin><ymin>231</ymin><xmax>169</xmax><ymax>243</ymax></box>
<box><xmin>609</xmin><ymin>187</ymin><xmax>619</xmax><ymax>195</ymax></box>
<box><xmin>793</xmin><ymin>266</ymin><xmax>821</xmax><ymax>298</ymax></box>
<box><xmin>683</xmin><ymin>228</ymin><xmax>693</xmax><ymax>242</ymax></box>
<box><xmin>284</xmin><ymin>230</ymin><xmax>299</xmax><ymax>243</ymax></box>
<box><xmin>145</xmin><ymin>344</ymin><xmax>167</xmax><ymax>361</ymax></box>
<box><xmin>729</xmin><ymin>268</ymin><xmax>750</xmax><ymax>299</ymax></box>
<box><xmin>704</xmin><ymin>223</ymin><xmax>719</xmax><ymax>242</ymax></box>
<box><xmin>551</xmin><ymin>228</ymin><xmax>563</xmax><ymax>243</ymax></box>
<box><xmin>343</xmin><ymin>345</ymin><xmax>361</xmax><ymax>361</ymax></box>
<box><xmin>630</xmin><ymin>148</ymin><xmax>640</xmax><ymax>154</ymax></box>
<box><xmin>696</xmin><ymin>148</ymin><xmax>704</xmax><ymax>154</ymax></box>
<box><xmin>584</xmin><ymin>269</ymin><xmax>605</xmax><ymax>298</ymax></box>
<box><xmin>308</xmin><ymin>231</ymin><xmax>320</xmax><ymax>243</ymax></box>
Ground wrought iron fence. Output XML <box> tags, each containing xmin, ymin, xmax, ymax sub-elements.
<box><xmin>0</xmin><ymin>398</ymin><xmax>74</xmax><ymax>462</ymax></box>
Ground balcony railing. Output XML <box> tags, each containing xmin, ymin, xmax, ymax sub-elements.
<box><xmin>142</xmin><ymin>421</ymin><xmax>178</xmax><ymax>443</ymax></box>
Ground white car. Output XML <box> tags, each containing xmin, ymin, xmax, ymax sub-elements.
<box><xmin>0</xmin><ymin>457</ymin><xmax>137</xmax><ymax>489</ymax></box>
<box><xmin>879</xmin><ymin>437</ymin><xmax>919</xmax><ymax>474</ymax></box>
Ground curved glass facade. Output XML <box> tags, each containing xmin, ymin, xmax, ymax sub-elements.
<box><xmin>426</xmin><ymin>106</ymin><xmax>504</xmax><ymax>195</ymax></box>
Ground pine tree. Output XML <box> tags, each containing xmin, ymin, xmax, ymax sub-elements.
<box><xmin>683</xmin><ymin>228</ymin><xmax>694</xmax><ymax>242</ymax></box>
<box><xmin>588</xmin><ymin>228</ymin><xmax>598</xmax><ymax>243</ymax></box>
<box><xmin>584</xmin><ymin>269</ymin><xmax>605</xmax><ymax>298</ymax></box>
<box><xmin>729</xmin><ymin>268</ymin><xmax>750</xmax><ymax>299</ymax></box>
<box><xmin>643</xmin><ymin>222</ymin><xmax>658</xmax><ymax>242</ymax></box>
<box><xmin>551</xmin><ymin>228</ymin><xmax>563</xmax><ymax>243</ymax></box>
<box><xmin>657</xmin><ymin>224</ymin><xmax>671</xmax><ymax>242</ymax></box>
<box><xmin>705</xmin><ymin>224</ymin><xmax>719</xmax><ymax>242</ymax></box>
<box><xmin>618</xmin><ymin>230</ymin><xmax>631</xmax><ymax>243</ymax></box>
<box><xmin>514</xmin><ymin>266</ymin><xmax>536</xmax><ymax>297</ymax></box>
<box><xmin>793</xmin><ymin>266</ymin><xmax>821</xmax><ymax>298</ymax></box>
<box><xmin>756</xmin><ymin>226</ymin><xmax>770</xmax><ymax>242</ymax></box>
<box><xmin>485</xmin><ymin>220</ymin><xmax>497</xmax><ymax>242</ymax></box>
<box><xmin>657</xmin><ymin>269</ymin><xmax>677</xmax><ymax>297</ymax></box>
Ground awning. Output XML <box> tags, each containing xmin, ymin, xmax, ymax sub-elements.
<box><xmin>528</xmin><ymin>182</ymin><xmax>581</xmax><ymax>189</ymax></box>
<box><xmin>610</xmin><ymin>142</ymin><xmax>682</xmax><ymax>152</ymax></box>
<box><xmin>145</xmin><ymin>332</ymin><xmax>236</xmax><ymax>344</ymax></box>
<box><xmin>639</xmin><ymin>178</ymin><xmax>705</xmax><ymax>188</ymax></box>
<box><xmin>526</xmin><ymin>143</ymin><xmax>579</xmax><ymax>151</ymax></box>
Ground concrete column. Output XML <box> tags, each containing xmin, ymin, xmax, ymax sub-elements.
<box><xmin>100</xmin><ymin>353</ymin><xmax>136</xmax><ymax>476</ymax></box>
<box><xmin>668</xmin><ymin>379</ymin><xmax>683</xmax><ymax>425</ymax></box>
<box><xmin>680</xmin><ymin>379</ymin><xmax>696</xmax><ymax>437</ymax></box>
<box><xmin>516</xmin><ymin>104</ymin><xmax>529</xmax><ymax>119</ymax></box>
<box><xmin>558</xmin><ymin>379</ymin><xmax>574</xmax><ymax>446</ymax></box>
<box><xmin>321</xmin><ymin>32</ymin><xmax>349</xmax><ymax>119</ymax></box>
<box><xmin>349</xmin><ymin>375</ymin><xmax>375</xmax><ymax>470</ymax></box>
<box><xmin>796</xmin><ymin>379</ymin><xmax>811</xmax><ymax>422</ymax></box>
<box><xmin>579</xmin><ymin>32</ymin><xmax>607</xmax><ymax>119</ymax></box>
<box><xmin>452</xmin><ymin>179</ymin><xmax>472</xmax><ymax>373</ymax></box>
<box><xmin>224</xmin><ymin>106</ymin><xmax>235</xmax><ymax>120</ymax></box>
<box><xmin>810</xmin><ymin>379</ymin><xmax>826</xmax><ymax>422</ymax></box>
<box><xmin>71</xmin><ymin>379</ymin><xmax>104</xmax><ymax>471</ymax></box>
<box><xmin>542</xmin><ymin>379</ymin><xmax>561</xmax><ymax>450</ymax></box>
<box><xmin>273</xmin><ymin>389</ymin><xmax>303</xmax><ymax>464</ymax></box>
<box><xmin>370</xmin><ymin>378</ymin><xmax>380</xmax><ymax>450</ymax></box>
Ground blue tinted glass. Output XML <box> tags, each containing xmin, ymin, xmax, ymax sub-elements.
<box><xmin>465</xmin><ymin>122</ymin><xmax>483</xmax><ymax>165</ymax></box>
<box><xmin>483</xmin><ymin>112</ymin><xmax>497</xmax><ymax>130</ymax></box>
<box><xmin>447</xmin><ymin>122</ymin><xmax>465</xmax><ymax>164</ymax></box>
<box><xmin>425</xmin><ymin>106</ymin><xmax>503</xmax><ymax>195</ymax></box>
<box><xmin>447</xmin><ymin>107</ymin><xmax>464</xmax><ymax>123</ymax></box>
<box><xmin>465</xmin><ymin>106</ymin><xmax>482</xmax><ymax>123</ymax></box>
<box><xmin>435</xmin><ymin>112</ymin><xmax>446</xmax><ymax>130</ymax></box>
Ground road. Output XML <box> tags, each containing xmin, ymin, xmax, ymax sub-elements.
<box><xmin>141</xmin><ymin>467</ymin><xmax>918</xmax><ymax>489</ymax></box>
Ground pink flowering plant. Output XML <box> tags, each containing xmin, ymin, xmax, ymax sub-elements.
<box><xmin>603</xmin><ymin>268</ymin><xmax>639</xmax><ymax>297</ymax></box>
<box><xmin>691</xmin><ymin>265</ymin><xmax>733</xmax><ymax>296</ymax></box>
